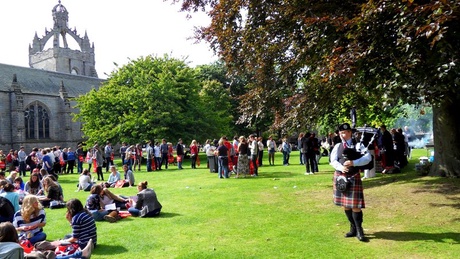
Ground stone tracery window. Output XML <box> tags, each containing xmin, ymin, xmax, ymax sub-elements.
<box><xmin>24</xmin><ymin>103</ymin><xmax>50</xmax><ymax>139</ymax></box>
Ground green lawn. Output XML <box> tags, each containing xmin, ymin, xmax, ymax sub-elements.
<box><xmin>43</xmin><ymin>149</ymin><xmax>460</xmax><ymax>258</ymax></box>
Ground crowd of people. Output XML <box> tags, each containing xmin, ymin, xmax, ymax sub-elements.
<box><xmin>0</xmin><ymin>143</ymin><xmax>163</xmax><ymax>258</ymax></box>
<box><xmin>0</xmin><ymin>124</ymin><xmax>418</xmax><ymax>255</ymax></box>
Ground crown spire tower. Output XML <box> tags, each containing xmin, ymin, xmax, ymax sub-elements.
<box><xmin>29</xmin><ymin>1</ymin><xmax>98</xmax><ymax>77</ymax></box>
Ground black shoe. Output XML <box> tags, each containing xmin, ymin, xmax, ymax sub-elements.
<box><xmin>345</xmin><ymin>224</ymin><xmax>356</xmax><ymax>238</ymax></box>
<box><xmin>356</xmin><ymin>227</ymin><xmax>368</xmax><ymax>242</ymax></box>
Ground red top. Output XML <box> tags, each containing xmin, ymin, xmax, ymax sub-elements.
<box><xmin>190</xmin><ymin>145</ymin><xmax>198</xmax><ymax>155</ymax></box>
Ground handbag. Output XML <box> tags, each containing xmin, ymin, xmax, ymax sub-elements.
<box><xmin>55</xmin><ymin>243</ymin><xmax>80</xmax><ymax>256</ymax></box>
<box><xmin>20</xmin><ymin>238</ymin><xmax>34</xmax><ymax>253</ymax></box>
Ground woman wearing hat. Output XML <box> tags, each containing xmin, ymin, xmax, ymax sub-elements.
<box><xmin>330</xmin><ymin>122</ymin><xmax>372</xmax><ymax>242</ymax></box>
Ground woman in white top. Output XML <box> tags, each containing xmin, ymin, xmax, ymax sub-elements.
<box><xmin>78</xmin><ymin>169</ymin><xmax>92</xmax><ymax>192</ymax></box>
<box><xmin>266</xmin><ymin>136</ymin><xmax>277</xmax><ymax>166</ymax></box>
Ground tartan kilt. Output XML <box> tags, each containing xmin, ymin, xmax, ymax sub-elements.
<box><xmin>333</xmin><ymin>171</ymin><xmax>365</xmax><ymax>209</ymax></box>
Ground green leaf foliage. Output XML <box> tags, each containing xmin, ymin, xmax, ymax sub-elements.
<box><xmin>75</xmin><ymin>55</ymin><xmax>233</xmax><ymax>144</ymax></box>
<box><xmin>175</xmin><ymin>0</ymin><xmax>459</xmax><ymax>129</ymax></box>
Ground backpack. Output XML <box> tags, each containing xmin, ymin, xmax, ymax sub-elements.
<box><xmin>25</xmin><ymin>155</ymin><xmax>32</xmax><ymax>165</ymax></box>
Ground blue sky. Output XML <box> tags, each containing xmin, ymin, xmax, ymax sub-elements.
<box><xmin>0</xmin><ymin>0</ymin><xmax>217</xmax><ymax>78</ymax></box>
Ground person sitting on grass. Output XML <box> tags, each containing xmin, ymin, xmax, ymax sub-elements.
<box><xmin>100</xmin><ymin>186</ymin><xmax>129</xmax><ymax>210</ymax></box>
<box><xmin>121</xmin><ymin>164</ymin><xmax>135</xmax><ymax>187</ymax></box>
<box><xmin>13</xmin><ymin>177</ymin><xmax>25</xmax><ymax>191</ymax></box>
<box><xmin>0</xmin><ymin>182</ymin><xmax>20</xmax><ymax>213</ymax></box>
<box><xmin>51</xmin><ymin>199</ymin><xmax>95</xmax><ymax>259</ymax></box>
<box><xmin>77</xmin><ymin>169</ymin><xmax>93</xmax><ymax>192</ymax></box>
<box><xmin>39</xmin><ymin>177</ymin><xmax>63</xmax><ymax>207</ymax></box>
<box><xmin>128</xmin><ymin>181</ymin><xmax>162</xmax><ymax>217</ymax></box>
<box><xmin>13</xmin><ymin>195</ymin><xmax>47</xmax><ymax>244</ymax></box>
<box><xmin>0</xmin><ymin>222</ymin><xmax>24</xmax><ymax>259</ymax></box>
<box><xmin>24</xmin><ymin>173</ymin><xmax>44</xmax><ymax>196</ymax></box>
<box><xmin>104</xmin><ymin>166</ymin><xmax>120</xmax><ymax>188</ymax></box>
<box><xmin>86</xmin><ymin>185</ymin><xmax>119</xmax><ymax>223</ymax></box>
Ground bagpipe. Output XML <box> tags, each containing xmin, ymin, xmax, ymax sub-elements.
<box><xmin>342</xmin><ymin>125</ymin><xmax>379</xmax><ymax>172</ymax></box>
<box><xmin>355</xmin><ymin>125</ymin><xmax>379</xmax><ymax>149</ymax></box>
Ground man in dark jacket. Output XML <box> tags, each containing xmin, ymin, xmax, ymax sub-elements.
<box><xmin>176</xmin><ymin>139</ymin><xmax>184</xmax><ymax>169</ymax></box>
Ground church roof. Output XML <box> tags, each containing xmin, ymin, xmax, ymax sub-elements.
<box><xmin>0</xmin><ymin>63</ymin><xmax>104</xmax><ymax>98</ymax></box>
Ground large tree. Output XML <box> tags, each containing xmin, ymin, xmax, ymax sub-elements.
<box><xmin>173</xmin><ymin>0</ymin><xmax>460</xmax><ymax>177</ymax></box>
<box><xmin>74</xmin><ymin>55</ymin><xmax>231</xmax><ymax>145</ymax></box>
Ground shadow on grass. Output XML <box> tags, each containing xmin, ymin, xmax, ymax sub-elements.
<box><xmin>370</xmin><ymin>231</ymin><xmax>460</xmax><ymax>244</ymax></box>
<box><xmin>363</xmin><ymin>170</ymin><xmax>460</xmax><ymax>194</ymax></box>
<box><xmin>116</xmin><ymin>212</ymin><xmax>181</xmax><ymax>220</ymax></box>
<box><xmin>93</xmin><ymin>244</ymin><xmax>128</xmax><ymax>256</ymax></box>
<box><xmin>157</xmin><ymin>212</ymin><xmax>181</xmax><ymax>218</ymax></box>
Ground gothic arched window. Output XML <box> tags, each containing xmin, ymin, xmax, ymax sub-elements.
<box><xmin>24</xmin><ymin>103</ymin><xmax>50</xmax><ymax>139</ymax></box>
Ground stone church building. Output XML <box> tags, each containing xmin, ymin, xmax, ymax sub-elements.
<box><xmin>0</xmin><ymin>1</ymin><xmax>104</xmax><ymax>152</ymax></box>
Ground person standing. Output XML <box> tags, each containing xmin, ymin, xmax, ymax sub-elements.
<box><xmin>257</xmin><ymin>137</ymin><xmax>264</xmax><ymax>166</ymax></box>
<box><xmin>248</xmin><ymin>135</ymin><xmax>259</xmax><ymax>176</ymax></box>
<box><xmin>330</xmin><ymin>123</ymin><xmax>371</xmax><ymax>242</ymax></box>
<box><xmin>26</xmin><ymin>148</ymin><xmax>39</xmax><ymax>175</ymax></box>
<box><xmin>379</xmin><ymin>124</ymin><xmax>394</xmax><ymax>173</ymax></box>
<box><xmin>134</xmin><ymin>144</ymin><xmax>142</xmax><ymax>171</ymax></box>
<box><xmin>266</xmin><ymin>136</ymin><xmax>277</xmax><ymax>166</ymax></box>
<box><xmin>236</xmin><ymin>136</ymin><xmax>249</xmax><ymax>178</ymax></box>
<box><xmin>66</xmin><ymin>148</ymin><xmax>76</xmax><ymax>174</ymax></box>
<box><xmin>17</xmin><ymin>147</ymin><xmax>27</xmax><ymax>177</ymax></box>
<box><xmin>41</xmin><ymin>150</ymin><xmax>53</xmax><ymax>175</ymax></box>
<box><xmin>190</xmin><ymin>140</ymin><xmax>199</xmax><ymax>169</ymax></box>
<box><xmin>104</xmin><ymin>142</ymin><xmax>114</xmax><ymax>173</ymax></box>
<box><xmin>85</xmin><ymin>147</ymin><xmax>93</xmax><ymax>172</ymax></box>
<box><xmin>281</xmin><ymin>137</ymin><xmax>291</xmax><ymax>166</ymax></box>
<box><xmin>176</xmin><ymin>139</ymin><xmax>184</xmax><ymax>170</ymax></box>
<box><xmin>119</xmin><ymin>142</ymin><xmax>128</xmax><ymax>165</ymax></box>
<box><xmin>93</xmin><ymin>145</ymin><xmax>104</xmax><ymax>181</ymax></box>
<box><xmin>403</xmin><ymin>126</ymin><xmax>415</xmax><ymax>159</ymax></box>
<box><xmin>76</xmin><ymin>144</ymin><xmax>85</xmax><ymax>174</ymax></box>
<box><xmin>306</xmin><ymin>133</ymin><xmax>318</xmax><ymax>174</ymax></box>
<box><xmin>298</xmin><ymin>133</ymin><xmax>305</xmax><ymax>165</ymax></box>
<box><xmin>125</xmin><ymin>145</ymin><xmax>135</xmax><ymax>171</ymax></box>
<box><xmin>302</xmin><ymin>133</ymin><xmax>313</xmax><ymax>175</ymax></box>
<box><xmin>160</xmin><ymin>139</ymin><xmax>169</xmax><ymax>170</ymax></box>
<box><xmin>216</xmin><ymin>139</ymin><xmax>229</xmax><ymax>178</ymax></box>
<box><xmin>154</xmin><ymin>142</ymin><xmax>161</xmax><ymax>171</ymax></box>
<box><xmin>146</xmin><ymin>141</ymin><xmax>154</xmax><ymax>172</ymax></box>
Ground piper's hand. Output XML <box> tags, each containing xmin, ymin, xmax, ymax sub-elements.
<box><xmin>342</xmin><ymin>166</ymin><xmax>350</xmax><ymax>173</ymax></box>
<box><xmin>343</xmin><ymin>160</ymin><xmax>354</xmax><ymax>167</ymax></box>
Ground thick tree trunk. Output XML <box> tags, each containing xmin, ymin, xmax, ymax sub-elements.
<box><xmin>430</xmin><ymin>97</ymin><xmax>460</xmax><ymax>177</ymax></box>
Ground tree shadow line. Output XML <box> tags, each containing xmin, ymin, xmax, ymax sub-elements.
<box><xmin>369</xmin><ymin>231</ymin><xmax>460</xmax><ymax>244</ymax></box>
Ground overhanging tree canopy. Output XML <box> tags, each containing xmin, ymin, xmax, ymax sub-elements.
<box><xmin>173</xmin><ymin>0</ymin><xmax>460</xmax><ymax>177</ymax></box>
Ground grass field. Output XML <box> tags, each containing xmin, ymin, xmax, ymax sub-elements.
<box><xmin>42</xmin><ymin>149</ymin><xmax>460</xmax><ymax>258</ymax></box>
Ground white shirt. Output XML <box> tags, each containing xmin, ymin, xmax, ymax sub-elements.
<box><xmin>79</xmin><ymin>174</ymin><xmax>91</xmax><ymax>190</ymax></box>
<box><xmin>154</xmin><ymin>146</ymin><xmax>161</xmax><ymax>158</ymax></box>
